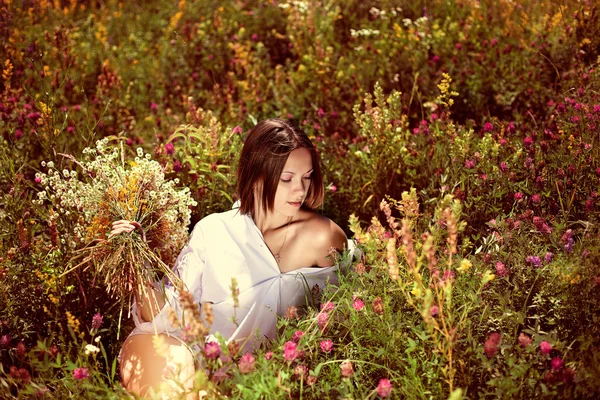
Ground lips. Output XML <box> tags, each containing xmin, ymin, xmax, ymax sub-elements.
<box><xmin>288</xmin><ymin>201</ymin><xmax>301</xmax><ymax>207</ymax></box>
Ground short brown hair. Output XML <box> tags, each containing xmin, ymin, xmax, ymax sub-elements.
<box><xmin>236</xmin><ymin>118</ymin><xmax>324</xmax><ymax>215</ymax></box>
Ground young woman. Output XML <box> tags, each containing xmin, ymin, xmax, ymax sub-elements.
<box><xmin>112</xmin><ymin>118</ymin><xmax>351</xmax><ymax>397</ymax></box>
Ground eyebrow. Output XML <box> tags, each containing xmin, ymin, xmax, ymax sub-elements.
<box><xmin>282</xmin><ymin>169</ymin><xmax>313</xmax><ymax>175</ymax></box>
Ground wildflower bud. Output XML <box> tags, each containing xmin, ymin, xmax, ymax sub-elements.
<box><xmin>317</xmin><ymin>312</ymin><xmax>329</xmax><ymax>330</ymax></box>
<box><xmin>0</xmin><ymin>334</ymin><xmax>10</xmax><ymax>348</ymax></box>
<box><xmin>264</xmin><ymin>351</ymin><xmax>273</xmax><ymax>360</ymax></box>
<box><xmin>514</xmin><ymin>192</ymin><xmax>523</xmax><ymax>201</ymax></box>
<box><xmin>16</xmin><ymin>341</ymin><xmax>26</xmax><ymax>357</ymax></box>
<box><xmin>292</xmin><ymin>330</ymin><xmax>304</xmax><ymax>343</ymax></box>
<box><xmin>204</xmin><ymin>341</ymin><xmax>221</xmax><ymax>360</ymax></box>
<box><xmin>202</xmin><ymin>302</ymin><xmax>214</xmax><ymax>326</ymax></box>
<box><xmin>283</xmin><ymin>341</ymin><xmax>298</xmax><ymax>362</ymax></box>
<box><xmin>442</xmin><ymin>270</ymin><xmax>455</xmax><ymax>284</ymax></box>
<box><xmin>73</xmin><ymin>367</ymin><xmax>90</xmax><ymax>380</ymax></box>
<box><xmin>386</xmin><ymin>238</ymin><xmax>399</xmax><ymax>280</ymax></box>
<box><xmin>540</xmin><ymin>340</ymin><xmax>552</xmax><ymax>355</ymax></box>
<box><xmin>518</xmin><ymin>332</ymin><xmax>532</xmax><ymax>347</ymax></box>
<box><xmin>551</xmin><ymin>356</ymin><xmax>563</xmax><ymax>370</ymax></box>
<box><xmin>320</xmin><ymin>340</ymin><xmax>333</xmax><ymax>353</ymax></box>
<box><xmin>294</xmin><ymin>364</ymin><xmax>308</xmax><ymax>378</ymax></box>
<box><xmin>91</xmin><ymin>312</ymin><xmax>103</xmax><ymax>329</ymax></box>
<box><xmin>18</xmin><ymin>368</ymin><xmax>31</xmax><ymax>384</ymax></box>
<box><xmin>311</xmin><ymin>284</ymin><xmax>321</xmax><ymax>300</ymax></box>
<box><xmin>232</xmin><ymin>126</ymin><xmax>243</xmax><ymax>134</ymax></box>
<box><xmin>285</xmin><ymin>305</ymin><xmax>299</xmax><ymax>320</ymax></box>
<box><xmin>484</xmin><ymin>333</ymin><xmax>501</xmax><ymax>357</ymax></box>
<box><xmin>165</xmin><ymin>142</ymin><xmax>175</xmax><ymax>155</ymax></box>
<box><xmin>377</xmin><ymin>378</ymin><xmax>393</xmax><ymax>398</ymax></box>
<box><xmin>430</xmin><ymin>305</ymin><xmax>440</xmax><ymax>317</ymax></box>
<box><xmin>372</xmin><ymin>297</ymin><xmax>384</xmax><ymax>315</ymax></box>
<box><xmin>340</xmin><ymin>360</ymin><xmax>354</xmax><ymax>378</ymax></box>
<box><xmin>306</xmin><ymin>375</ymin><xmax>317</xmax><ymax>385</ymax></box>
<box><xmin>227</xmin><ymin>340</ymin><xmax>240</xmax><ymax>356</ymax></box>
<box><xmin>525</xmin><ymin>256</ymin><xmax>541</xmax><ymax>268</ymax></box>
<box><xmin>238</xmin><ymin>353</ymin><xmax>255</xmax><ymax>374</ymax></box>
<box><xmin>173</xmin><ymin>160</ymin><xmax>182</xmax><ymax>172</ymax></box>
<box><xmin>354</xmin><ymin>262</ymin><xmax>366</xmax><ymax>275</ymax></box>
<box><xmin>495</xmin><ymin>261</ymin><xmax>508</xmax><ymax>277</ymax></box>
<box><xmin>320</xmin><ymin>302</ymin><xmax>335</xmax><ymax>312</ymax></box>
<box><xmin>352</xmin><ymin>297</ymin><xmax>365</xmax><ymax>311</ymax></box>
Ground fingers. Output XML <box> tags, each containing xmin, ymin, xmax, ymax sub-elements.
<box><xmin>112</xmin><ymin>220</ymin><xmax>134</xmax><ymax>229</ymax></box>
<box><xmin>108</xmin><ymin>220</ymin><xmax>136</xmax><ymax>239</ymax></box>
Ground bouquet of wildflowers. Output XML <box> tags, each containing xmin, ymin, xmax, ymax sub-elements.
<box><xmin>35</xmin><ymin>138</ymin><xmax>196</xmax><ymax>320</ymax></box>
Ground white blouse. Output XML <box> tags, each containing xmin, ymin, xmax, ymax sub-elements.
<box><xmin>130</xmin><ymin>202</ymin><xmax>356</xmax><ymax>350</ymax></box>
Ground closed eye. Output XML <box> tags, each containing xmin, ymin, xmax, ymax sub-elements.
<box><xmin>281</xmin><ymin>176</ymin><xmax>312</xmax><ymax>183</ymax></box>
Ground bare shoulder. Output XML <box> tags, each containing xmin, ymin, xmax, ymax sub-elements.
<box><xmin>296</xmin><ymin>210</ymin><xmax>347</xmax><ymax>267</ymax></box>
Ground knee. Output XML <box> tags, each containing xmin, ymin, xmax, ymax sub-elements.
<box><xmin>120</xmin><ymin>334</ymin><xmax>196</xmax><ymax>397</ymax></box>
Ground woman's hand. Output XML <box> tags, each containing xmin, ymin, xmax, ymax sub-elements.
<box><xmin>108</xmin><ymin>220</ymin><xmax>136</xmax><ymax>239</ymax></box>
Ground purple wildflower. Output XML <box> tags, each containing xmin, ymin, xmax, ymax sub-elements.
<box><xmin>377</xmin><ymin>378</ymin><xmax>393</xmax><ymax>397</ymax></box>
<box><xmin>551</xmin><ymin>357</ymin><xmax>563</xmax><ymax>370</ymax></box>
<box><xmin>283</xmin><ymin>341</ymin><xmax>298</xmax><ymax>362</ymax></box>
<box><xmin>204</xmin><ymin>341</ymin><xmax>221</xmax><ymax>360</ymax></box>
<box><xmin>320</xmin><ymin>340</ymin><xmax>333</xmax><ymax>353</ymax></box>
<box><xmin>238</xmin><ymin>353</ymin><xmax>255</xmax><ymax>374</ymax></box>
<box><xmin>73</xmin><ymin>367</ymin><xmax>90</xmax><ymax>380</ymax></box>
<box><xmin>540</xmin><ymin>341</ymin><xmax>552</xmax><ymax>355</ymax></box>
<box><xmin>495</xmin><ymin>261</ymin><xmax>507</xmax><ymax>277</ymax></box>
<box><xmin>91</xmin><ymin>313</ymin><xmax>103</xmax><ymax>329</ymax></box>
<box><xmin>525</xmin><ymin>256</ymin><xmax>542</xmax><ymax>268</ymax></box>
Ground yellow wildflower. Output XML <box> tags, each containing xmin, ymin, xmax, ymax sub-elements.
<box><xmin>2</xmin><ymin>59</ymin><xmax>13</xmax><ymax>82</ymax></box>
<box><xmin>457</xmin><ymin>258</ymin><xmax>472</xmax><ymax>273</ymax></box>
<box><xmin>66</xmin><ymin>310</ymin><xmax>81</xmax><ymax>333</ymax></box>
<box><xmin>482</xmin><ymin>270</ymin><xmax>495</xmax><ymax>284</ymax></box>
<box><xmin>410</xmin><ymin>283</ymin><xmax>422</xmax><ymax>298</ymax></box>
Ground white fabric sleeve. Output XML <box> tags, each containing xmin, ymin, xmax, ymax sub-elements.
<box><xmin>338</xmin><ymin>238</ymin><xmax>362</xmax><ymax>271</ymax></box>
<box><xmin>131</xmin><ymin>223</ymin><xmax>205</xmax><ymax>335</ymax></box>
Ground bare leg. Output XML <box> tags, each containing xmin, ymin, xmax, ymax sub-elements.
<box><xmin>120</xmin><ymin>333</ymin><xmax>197</xmax><ymax>399</ymax></box>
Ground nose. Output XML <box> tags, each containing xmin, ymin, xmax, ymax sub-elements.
<box><xmin>293</xmin><ymin>179</ymin><xmax>307</xmax><ymax>197</ymax></box>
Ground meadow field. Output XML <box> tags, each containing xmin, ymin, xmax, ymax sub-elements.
<box><xmin>1</xmin><ymin>0</ymin><xmax>599</xmax><ymax>398</ymax></box>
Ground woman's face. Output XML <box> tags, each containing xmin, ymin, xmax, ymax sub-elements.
<box><xmin>273</xmin><ymin>148</ymin><xmax>313</xmax><ymax>217</ymax></box>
